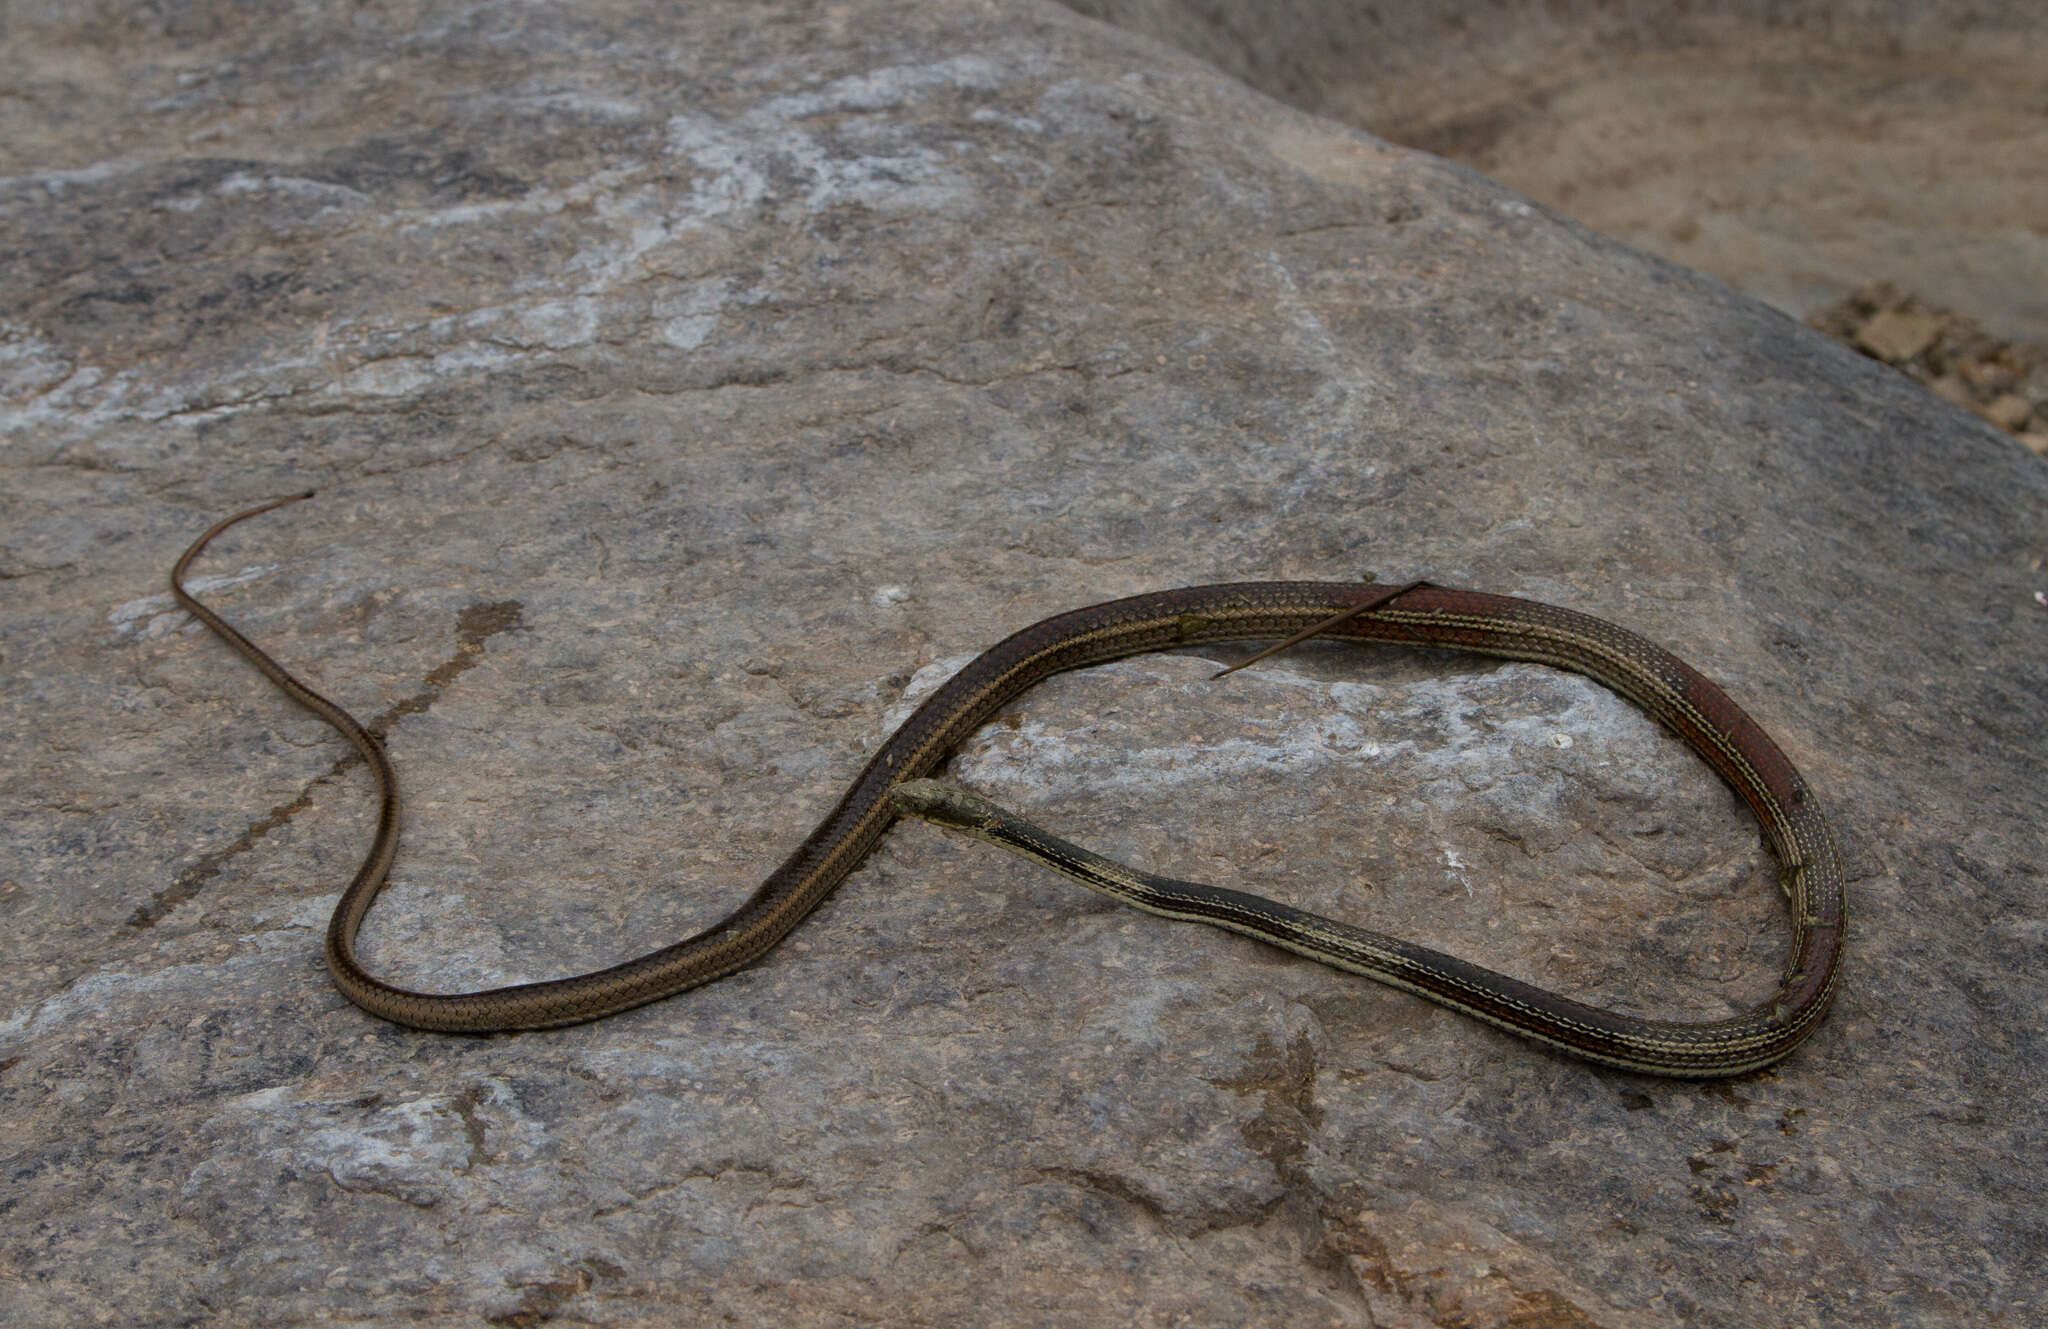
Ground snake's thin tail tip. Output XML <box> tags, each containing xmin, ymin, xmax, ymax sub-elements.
<box><xmin>252</xmin><ymin>489</ymin><xmax>316</xmax><ymax>517</ymax></box>
<box><xmin>1213</xmin><ymin>579</ymin><xmax>1434</xmax><ymax>683</ymax></box>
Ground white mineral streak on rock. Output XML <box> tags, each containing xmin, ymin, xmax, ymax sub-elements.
<box><xmin>880</xmin><ymin>652</ymin><xmax>980</xmax><ymax>732</ymax></box>
<box><xmin>190</xmin><ymin>1077</ymin><xmax>547</xmax><ymax>1212</ymax></box>
<box><xmin>944</xmin><ymin>657</ymin><xmax>1628</xmax><ymax>802</ymax></box>
<box><xmin>7</xmin><ymin>56</ymin><xmax>1005</xmax><ymax>444</ymax></box>
<box><xmin>653</xmin><ymin>278</ymin><xmax>734</xmax><ymax>350</ymax></box>
<box><xmin>0</xmin><ymin>323</ymin><xmax>76</xmax><ymax>399</ymax></box>
<box><xmin>109</xmin><ymin>566</ymin><xmax>278</xmax><ymax>639</ymax></box>
<box><xmin>0</xmin><ymin>949</ymin><xmax>288</xmax><ymax>1043</ymax></box>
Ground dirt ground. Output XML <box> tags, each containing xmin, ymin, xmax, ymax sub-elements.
<box><xmin>1360</xmin><ymin>26</ymin><xmax>2048</xmax><ymax>345</ymax></box>
<box><xmin>1336</xmin><ymin>22</ymin><xmax>2048</xmax><ymax>451</ymax></box>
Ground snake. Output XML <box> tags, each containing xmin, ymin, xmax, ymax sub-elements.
<box><xmin>173</xmin><ymin>493</ymin><xmax>1843</xmax><ymax>1076</ymax></box>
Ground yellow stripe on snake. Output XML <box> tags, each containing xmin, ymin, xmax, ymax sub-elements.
<box><xmin>173</xmin><ymin>494</ymin><xmax>1843</xmax><ymax>1076</ymax></box>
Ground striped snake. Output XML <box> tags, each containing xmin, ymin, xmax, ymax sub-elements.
<box><xmin>173</xmin><ymin>494</ymin><xmax>1843</xmax><ymax>1075</ymax></box>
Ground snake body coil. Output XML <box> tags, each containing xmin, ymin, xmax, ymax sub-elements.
<box><xmin>173</xmin><ymin>496</ymin><xmax>1843</xmax><ymax>1075</ymax></box>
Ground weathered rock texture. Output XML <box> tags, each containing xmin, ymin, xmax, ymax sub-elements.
<box><xmin>2</xmin><ymin>2</ymin><xmax>2044</xmax><ymax>1326</ymax></box>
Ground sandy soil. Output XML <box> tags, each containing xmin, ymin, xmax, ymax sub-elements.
<box><xmin>1356</xmin><ymin>26</ymin><xmax>2048</xmax><ymax>347</ymax></box>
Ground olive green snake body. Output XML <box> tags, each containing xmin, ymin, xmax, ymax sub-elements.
<box><xmin>173</xmin><ymin>494</ymin><xmax>1843</xmax><ymax>1076</ymax></box>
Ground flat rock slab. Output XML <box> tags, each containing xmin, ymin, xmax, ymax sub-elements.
<box><xmin>3</xmin><ymin>3</ymin><xmax>2044</xmax><ymax>1326</ymax></box>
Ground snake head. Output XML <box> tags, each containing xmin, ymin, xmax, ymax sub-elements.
<box><xmin>888</xmin><ymin>778</ymin><xmax>1004</xmax><ymax>832</ymax></box>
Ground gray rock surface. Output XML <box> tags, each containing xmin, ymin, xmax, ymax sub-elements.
<box><xmin>3</xmin><ymin>2</ymin><xmax>2044</xmax><ymax>1325</ymax></box>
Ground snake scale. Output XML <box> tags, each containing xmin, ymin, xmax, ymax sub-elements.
<box><xmin>173</xmin><ymin>494</ymin><xmax>1843</xmax><ymax>1075</ymax></box>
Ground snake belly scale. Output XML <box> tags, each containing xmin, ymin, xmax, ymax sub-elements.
<box><xmin>172</xmin><ymin>495</ymin><xmax>1844</xmax><ymax>1075</ymax></box>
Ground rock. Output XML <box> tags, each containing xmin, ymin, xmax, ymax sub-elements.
<box><xmin>1930</xmin><ymin>373</ymin><xmax>1982</xmax><ymax>412</ymax></box>
<box><xmin>1983</xmin><ymin>392</ymin><xmax>2036</xmax><ymax>433</ymax></box>
<box><xmin>3</xmin><ymin>2</ymin><xmax>2045</xmax><ymax>1327</ymax></box>
<box><xmin>1807</xmin><ymin>281</ymin><xmax>2048</xmax><ymax>443</ymax></box>
<box><xmin>1853</xmin><ymin>308</ymin><xmax>1948</xmax><ymax>365</ymax></box>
